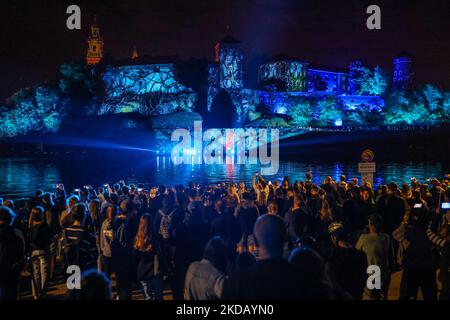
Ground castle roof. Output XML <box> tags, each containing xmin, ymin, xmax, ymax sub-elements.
<box><xmin>262</xmin><ymin>54</ymin><xmax>348</xmax><ymax>74</ymax></box>
<box><xmin>217</xmin><ymin>35</ymin><xmax>240</xmax><ymax>44</ymax></box>
<box><xmin>394</xmin><ymin>51</ymin><xmax>415</xmax><ymax>59</ymax></box>
<box><xmin>264</xmin><ymin>54</ymin><xmax>309</xmax><ymax>64</ymax></box>
<box><xmin>308</xmin><ymin>63</ymin><xmax>348</xmax><ymax>74</ymax></box>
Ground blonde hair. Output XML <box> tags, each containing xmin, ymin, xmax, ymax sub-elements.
<box><xmin>320</xmin><ymin>200</ymin><xmax>333</xmax><ymax>221</ymax></box>
<box><xmin>89</xmin><ymin>199</ymin><xmax>101</xmax><ymax>221</ymax></box>
<box><xmin>134</xmin><ymin>214</ymin><xmax>153</xmax><ymax>252</ymax></box>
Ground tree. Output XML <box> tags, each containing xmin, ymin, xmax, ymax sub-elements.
<box><xmin>0</xmin><ymin>85</ymin><xmax>69</xmax><ymax>137</ymax></box>
<box><xmin>315</xmin><ymin>96</ymin><xmax>342</xmax><ymax>126</ymax></box>
<box><xmin>360</xmin><ymin>66</ymin><xmax>389</xmax><ymax>96</ymax></box>
<box><xmin>59</xmin><ymin>62</ymin><xmax>98</xmax><ymax>95</ymax></box>
<box><xmin>383</xmin><ymin>94</ymin><xmax>429</xmax><ymax>125</ymax></box>
<box><xmin>344</xmin><ymin>105</ymin><xmax>383</xmax><ymax>126</ymax></box>
<box><xmin>290</xmin><ymin>98</ymin><xmax>314</xmax><ymax>127</ymax></box>
<box><xmin>442</xmin><ymin>93</ymin><xmax>450</xmax><ymax>122</ymax></box>
<box><xmin>349</xmin><ymin>61</ymin><xmax>388</xmax><ymax>96</ymax></box>
<box><xmin>208</xmin><ymin>90</ymin><xmax>237</xmax><ymax>127</ymax></box>
<box><xmin>349</xmin><ymin>60</ymin><xmax>371</xmax><ymax>94</ymax></box>
<box><xmin>421</xmin><ymin>84</ymin><xmax>442</xmax><ymax>112</ymax></box>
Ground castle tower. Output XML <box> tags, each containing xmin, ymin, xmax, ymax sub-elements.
<box><xmin>86</xmin><ymin>17</ymin><xmax>104</xmax><ymax>65</ymax></box>
<box><xmin>215</xmin><ymin>35</ymin><xmax>243</xmax><ymax>90</ymax></box>
<box><xmin>393</xmin><ymin>52</ymin><xmax>414</xmax><ymax>90</ymax></box>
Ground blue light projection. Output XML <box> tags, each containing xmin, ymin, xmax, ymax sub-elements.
<box><xmin>207</xmin><ymin>63</ymin><xmax>220</xmax><ymax>111</ymax></box>
<box><xmin>393</xmin><ymin>55</ymin><xmax>414</xmax><ymax>91</ymax></box>
<box><xmin>219</xmin><ymin>45</ymin><xmax>243</xmax><ymax>89</ymax></box>
<box><xmin>1</xmin><ymin>38</ymin><xmax>448</xmax><ymax>139</ymax></box>
<box><xmin>258</xmin><ymin>60</ymin><xmax>308</xmax><ymax>92</ymax></box>
<box><xmin>103</xmin><ymin>64</ymin><xmax>188</xmax><ymax>97</ymax></box>
<box><xmin>308</xmin><ymin>69</ymin><xmax>349</xmax><ymax>94</ymax></box>
<box><xmin>101</xmin><ymin>63</ymin><xmax>196</xmax><ymax>115</ymax></box>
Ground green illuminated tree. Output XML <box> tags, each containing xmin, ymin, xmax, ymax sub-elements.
<box><xmin>315</xmin><ymin>96</ymin><xmax>343</xmax><ymax>126</ymax></box>
<box><xmin>360</xmin><ymin>66</ymin><xmax>389</xmax><ymax>96</ymax></box>
<box><xmin>290</xmin><ymin>98</ymin><xmax>314</xmax><ymax>126</ymax></box>
<box><xmin>349</xmin><ymin>60</ymin><xmax>371</xmax><ymax>94</ymax></box>
<box><xmin>421</xmin><ymin>84</ymin><xmax>442</xmax><ymax>112</ymax></box>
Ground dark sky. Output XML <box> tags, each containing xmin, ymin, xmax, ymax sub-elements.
<box><xmin>1</xmin><ymin>0</ymin><xmax>449</xmax><ymax>100</ymax></box>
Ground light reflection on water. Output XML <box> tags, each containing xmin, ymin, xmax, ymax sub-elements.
<box><xmin>0</xmin><ymin>156</ymin><xmax>445</xmax><ymax>198</ymax></box>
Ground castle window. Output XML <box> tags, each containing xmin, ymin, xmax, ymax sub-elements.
<box><xmin>93</xmin><ymin>45</ymin><xmax>97</xmax><ymax>52</ymax></box>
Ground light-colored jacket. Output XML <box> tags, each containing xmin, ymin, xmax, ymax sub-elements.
<box><xmin>99</xmin><ymin>219</ymin><xmax>113</xmax><ymax>258</ymax></box>
<box><xmin>184</xmin><ymin>259</ymin><xmax>226</xmax><ymax>300</ymax></box>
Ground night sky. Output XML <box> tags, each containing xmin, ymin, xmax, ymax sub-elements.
<box><xmin>1</xmin><ymin>0</ymin><xmax>449</xmax><ymax>101</ymax></box>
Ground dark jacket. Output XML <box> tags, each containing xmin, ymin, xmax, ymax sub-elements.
<box><xmin>222</xmin><ymin>258</ymin><xmax>303</xmax><ymax>299</ymax></box>
<box><xmin>393</xmin><ymin>222</ymin><xmax>434</xmax><ymax>269</ymax></box>
<box><xmin>0</xmin><ymin>225</ymin><xmax>24</xmax><ymax>284</ymax></box>
<box><xmin>62</xmin><ymin>225</ymin><xmax>97</xmax><ymax>270</ymax></box>
<box><xmin>111</xmin><ymin>216</ymin><xmax>133</xmax><ymax>270</ymax></box>
<box><xmin>285</xmin><ymin>207</ymin><xmax>314</xmax><ymax>245</ymax></box>
<box><xmin>134</xmin><ymin>238</ymin><xmax>165</xmax><ymax>281</ymax></box>
<box><xmin>384</xmin><ymin>195</ymin><xmax>406</xmax><ymax>233</ymax></box>
<box><xmin>28</xmin><ymin>222</ymin><xmax>52</xmax><ymax>252</ymax></box>
<box><xmin>234</xmin><ymin>201</ymin><xmax>259</xmax><ymax>237</ymax></box>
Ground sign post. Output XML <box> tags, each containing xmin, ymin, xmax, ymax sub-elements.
<box><xmin>359</xmin><ymin>149</ymin><xmax>376</xmax><ymax>186</ymax></box>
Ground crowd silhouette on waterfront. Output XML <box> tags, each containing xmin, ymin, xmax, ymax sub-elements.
<box><xmin>0</xmin><ymin>172</ymin><xmax>449</xmax><ymax>300</ymax></box>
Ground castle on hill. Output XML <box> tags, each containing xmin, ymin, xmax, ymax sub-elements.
<box><xmin>86</xmin><ymin>20</ymin><xmax>414</xmax><ymax>125</ymax></box>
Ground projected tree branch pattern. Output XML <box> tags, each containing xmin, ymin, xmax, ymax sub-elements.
<box><xmin>219</xmin><ymin>47</ymin><xmax>243</xmax><ymax>89</ymax></box>
<box><xmin>258</xmin><ymin>61</ymin><xmax>307</xmax><ymax>92</ymax></box>
<box><xmin>101</xmin><ymin>64</ymin><xmax>195</xmax><ymax>115</ymax></box>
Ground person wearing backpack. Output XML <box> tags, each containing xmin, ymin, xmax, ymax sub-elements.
<box><xmin>111</xmin><ymin>200</ymin><xmax>133</xmax><ymax>300</ymax></box>
<box><xmin>393</xmin><ymin>208</ymin><xmax>437</xmax><ymax>300</ymax></box>
<box><xmin>61</xmin><ymin>204</ymin><xmax>97</xmax><ymax>272</ymax></box>
<box><xmin>155</xmin><ymin>193</ymin><xmax>182</xmax><ymax>275</ymax></box>
<box><xmin>27</xmin><ymin>206</ymin><xmax>52</xmax><ymax>299</ymax></box>
<box><xmin>134</xmin><ymin>214</ymin><xmax>164</xmax><ymax>300</ymax></box>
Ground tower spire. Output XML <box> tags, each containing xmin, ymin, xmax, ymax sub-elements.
<box><xmin>131</xmin><ymin>45</ymin><xmax>139</xmax><ymax>60</ymax></box>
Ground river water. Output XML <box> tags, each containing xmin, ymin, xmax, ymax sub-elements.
<box><xmin>0</xmin><ymin>152</ymin><xmax>446</xmax><ymax>198</ymax></box>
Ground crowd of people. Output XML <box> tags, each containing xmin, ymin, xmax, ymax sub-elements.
<box><xmin>0</xmin><ymin>172</ymin><xmax>449</xmax><ymax>300</ymax></box>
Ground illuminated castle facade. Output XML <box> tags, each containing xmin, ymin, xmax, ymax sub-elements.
<box><xmin>392</xmin><ymin>52</ymin><xmax>414</xmax><ymax>90</ymax></box>
<box><xmin>92</xmin><ymin>28</ymin><xmax>418</xmax><ymax>124</ymax></box>
<box><xmin>205</xmin><ymin>36</ymin><xmax>384</xmax><ymax>123</ymax></box>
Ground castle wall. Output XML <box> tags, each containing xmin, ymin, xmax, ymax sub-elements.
<box><xmin>258</xmin><ymin>61</ymin><xmax>308</xmax><ymax>92</ymax></box>
<box><xmin>393</xmin><ymin>57</ymin><xmax>414</xmax><ymax>90</ymax></box>
<box><xmin>308</xmin><ymin>69</ymin><xmax>350</xmax><ymax>93</ymax></box>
